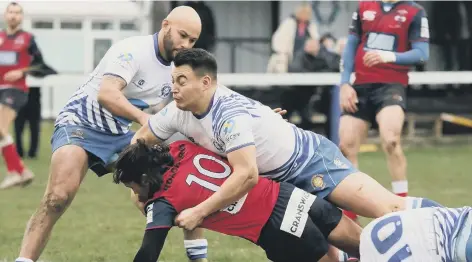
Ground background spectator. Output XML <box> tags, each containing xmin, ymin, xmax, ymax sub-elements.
<box><xmin>267</xmin><ymin>3</ymin><xmax>319</xmax><ymax>73</ymax></box>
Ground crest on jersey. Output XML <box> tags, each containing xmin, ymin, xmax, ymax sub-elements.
<box><xmin>212</xmin><ymin>137</ymin><xmax>225</xmax><ymax>153</ymax></box>
<box><xmin>311</xmin><ymin>175</ymin><xmax>325</xmax><ymax>190</ymax></box>
<box><xmin>159</xmin><ymin>83</ymin><xmax>171</xmax><ymax>98</ymax></box>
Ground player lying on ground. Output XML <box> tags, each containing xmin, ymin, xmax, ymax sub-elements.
<box><xmin>133</xmin><ymin>48</ymin><xmax>441</xmax><ymax>234</ymax></box>
<box><xmin>114</xmin><ymin>139</ymin><xmax>362</xmax><ymax>262</ymax></box>
<box><xmin>360</xmin><ymin>205</ymin><xmax>472</xmax><ymax>262</ymax></box>
<box><xmin>339</xmin><ymin>0</ymin><xmax>430</xmax><ymax>221</ymax></box>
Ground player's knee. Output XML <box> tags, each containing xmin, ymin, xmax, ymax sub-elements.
<box><xmin>380</xmin><ymin>134</ymin><xmax>400</xmax><ymax>154</ymax></box>
<box><xmin>42</xmin><ymin>187</ymin><xmax>73</xmax><ymax>214</ymax></box>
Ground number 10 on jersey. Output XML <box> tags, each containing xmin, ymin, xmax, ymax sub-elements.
<box><xmin>185</xmin><ymin>154</ymin><xmax>248</xmax><ymax>215</ymax></box>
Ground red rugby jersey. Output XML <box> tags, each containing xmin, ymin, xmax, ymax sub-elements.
<box><xmin>350</xmin><ymin>1</ymin><xmax>429</xmax><ymax>86</ymax></box>
<box><xmin>146</xmin><ymin>141</ymin><xmax>280</xmax><ymax>243</ymax></box>
<box><xmin>0</xmin><ymin>30</ymin><xmax>41</xmax><ymax>92</ymax></box>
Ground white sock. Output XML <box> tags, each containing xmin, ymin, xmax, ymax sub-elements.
<box><xmin>15</xmin><ymin>258</ymin><xmax>34</xmax><ymax>262</ymax></box>
<box><xmin>0</xmin><ymin>134</ymin><xmax>13</xmax><ymax>148</ymax></box>
<box><xmin>392</xmin><ymin>180</ymin><xmax>408</xmax><ymax>195</ymax></box>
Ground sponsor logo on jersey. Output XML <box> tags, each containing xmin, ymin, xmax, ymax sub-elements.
<box><xmin>280</xmin><ymin>187</ymin><xmax>317</xmax><ymax>238</ymax></box>
<box><xmin>118</xmin><ymin>53</ymin><xmax>133</xmax><ymax>62</ymax></box>
<box><xmin>363</xmin><ymin>10</ymin><xmax>376</xmax><ymax>21</ymax></box>
<box><xmin>222</xmin><ymin>119</ymin><xmax>236</xmax><ymax>135</ymax></box>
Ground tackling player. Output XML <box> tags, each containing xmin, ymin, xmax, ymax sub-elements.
<box><xmin>114</xmin><ymin>139</ymin><xmax>362</xmax><ymax>262</ymax></box>
<box><xmin>0</xmin><ymin>2</ymin><xmax>41</xmax><ymax>189</ymax></box>
<box><xmin>360</xmin><ymin>205</ymin><xmax>472</xmax><ymax>262</ymax></box>
<box><xmin>134</xmin><ymin>48</ymin><xmax>440</xmax><ymax>238</ymax></box>
<box><xmin>339</xmin><ymin>0</ymin><xmax>430</xmax><ymax>222</ymax></box>
<box><xmin>15</xmin><ymin>7</ymin><xmax>206</xmax><ymax>262</ymax></box>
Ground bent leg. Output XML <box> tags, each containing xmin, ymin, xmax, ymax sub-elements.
<box><xmin>328</xmin><ymin>171</ymin><xmax>406</xmax><ymax>218</ymax></box>
<box><xmin>18</xmin><ymin>145</ymin><xmax>88</xmax><ymax>260</ymax></box>
<box><xmin>338</xmin><ymin>115</ymin><xmax>369</xmax><ymax>168</ymax></box>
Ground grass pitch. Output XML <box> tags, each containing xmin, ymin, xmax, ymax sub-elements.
<box><xmin>0</xmin><ymin>122</ymin><xmax>471</xmax><ymax>261</ymax></box>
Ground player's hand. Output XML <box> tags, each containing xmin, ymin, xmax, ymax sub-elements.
<box><xmin>273</xmin><ymin>107</ymin><xmax>287</xmax><ymax>116</ymax></box>
<box><xmin>363</xmin><ymin>50</ymin><xmax>396</xmax><ymax>67</ymax></box>
<box><xmin>340</xmin><ymin>83</ymin><xmax>358</xmax><ymax>113</ymax></box>
<box><xmin>4</xmin><ymin>69</ymin><xmax>24</xmax><ymax>82</ymax></box>
<box><xmin>175</xmin><ymin>207</ymin><xmax>204</xmax><ymax>231</ymax></box>
<box><xmin>272</xmin><ymin>107</ymin><xmax>289</xmax><ymax>121</ymax></box>
<box><xmin>137</xmin><ymin>113</ymin><xmax>151</xmax><ymax>126</ymax></box>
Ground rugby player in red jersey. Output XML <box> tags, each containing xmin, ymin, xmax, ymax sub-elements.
<box><xmin>339</xmin><ymin>0</ymin><xmax>430</xmax><ymax>222</ymax></box>
<box><xmin>113</xmin><ymin>139</ymin><xmax>361</xmax><ymax>262</ymax></box>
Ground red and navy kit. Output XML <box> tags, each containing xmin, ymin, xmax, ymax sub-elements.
<box><xmin>0</xmin><ymin>30</ymin><xmax>43</xmax><ymax>92</ymax></box>
<box><xmin>145</xmin><ymin>141</ymin><xmax>279</xmax><ymax>243</ymax></box>
<box><xmin>350</xmin><ymin>1</ymin><xmax>428</xmax><ymax>86</ymax></box>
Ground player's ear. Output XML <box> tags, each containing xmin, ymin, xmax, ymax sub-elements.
<box><xmin>161</xmin><ymin>19</ymin><xmax>169</xmax><ymax>30</ymax></box>
<box><xmin>201</xmin><ymin>75</ymin><xmax>212</xmax><ymax>90</ymax></box>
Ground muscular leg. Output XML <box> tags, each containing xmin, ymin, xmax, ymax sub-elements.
<box><xmin>338</xmin><ymin>115</ymin><xmax>369</xmax><ymax>221</ymax></box>
<box><xmin>18</xmin><ymin>145</ymin><xmax>88</xmax><ymax>261</ymax></box>
<box><xmin>376</xmin><ymin>106</ymin><xmax>408</xmax><ymax>197</ymax></box>
<box><xmin>338</xmin><ymin>115</ymin><xmax>370</xmax><ymax>168</ymax></box>
<box><xmin>0</xmin><ymin>104</ymin><xmax>33</xmax><ymax>188</ymax></box>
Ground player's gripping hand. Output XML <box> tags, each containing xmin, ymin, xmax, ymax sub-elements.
<box><xmin>363</xmin><ymin>50</ymin><xmax>396</xmax><ymax>67</ymax></box>
<box><xmin>340</xmin><ymin>83</ymin><xmax>358</xmax><ymax>113</ymax></box>
<box><xmin>137</xmin><ymin>113</ymin><xmax>152</xmax><ymax>126</ymax></box>
<box><xmin>175</xmin><ymin>207</ymin><xmax>204</xmax><ymax>231</ymax></box>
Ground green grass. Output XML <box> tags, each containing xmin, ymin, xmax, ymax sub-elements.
<box><xmin>1</xmin><ymin>122</ymin><xmax>472</xmax><ymax>261</ymax></box>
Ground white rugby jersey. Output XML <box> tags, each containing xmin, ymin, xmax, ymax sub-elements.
<box><xmin>149</xmin><ymin>85</ymin><xmax>321</xmax><ymax>181</ymax></box>
<box><xmin>433</xmin><ymin>206</ymin><xmax>472</xmax><ymax>262</ymax></box>
<box><xmin>55</xmin><ymin>34</ymin><xmax>173</xmax><ymax>135</ymax></box>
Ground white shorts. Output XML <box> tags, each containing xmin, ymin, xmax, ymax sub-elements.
<box><xmin>360</xmin><ymin>209</ymin><xmax>442</xmax><ymax>262</ymax></box>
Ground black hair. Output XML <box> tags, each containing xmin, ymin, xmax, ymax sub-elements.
<box><xmin>174</xmin><ymin>48</ymin><xmax>217</xmax><ymax>80</ymax></box>
<box><xmin>6</xmin><ymin>2</ymin><xmax>22</xmax><ymax>12</ymax></box>
<box><xmin>113</xmin><ymin>139</ymin><xmax>174</xmax><ymax>191</ymax></box>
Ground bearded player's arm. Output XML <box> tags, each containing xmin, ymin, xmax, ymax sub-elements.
<box><xmin>96</xmin><ymin>46</ymin><xmax>150</xmax><ymax>126</ymax></box>
<box><xmin>132</xmin><ymin>101</ymin><xmax>180</xmax><ymax>145</ymax></box>
<box><xmin>374</xmin><ymin>9</ymin><xmax>430</xmax><ymax>66</ymax></box>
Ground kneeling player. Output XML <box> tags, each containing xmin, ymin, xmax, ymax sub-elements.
<box><xmin>360</xmin><ymin>205</ymin><xmax>472</xmax><ymax>262</ymax></box>
<box><xmin>114</xmin><ymin>140</ymin><xmax>361</xmax><ymax>262</ymax></box>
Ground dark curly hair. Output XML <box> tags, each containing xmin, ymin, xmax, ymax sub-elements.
<box><xmin>113</xmin><ymin>139</ymin><xmax>174</xmax><ymax>190</ymax></box>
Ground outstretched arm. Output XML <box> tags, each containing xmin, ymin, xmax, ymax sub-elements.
<box><xmin>134</xmin><ymin>229</ymin><xmax>169</xmax><ymax>262</ymax></box>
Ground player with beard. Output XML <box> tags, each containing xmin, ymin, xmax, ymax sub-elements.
<box><xmin>15</xmin><ymin>6</ymin><xmax>207</xmax><ymax>262</ymax></box>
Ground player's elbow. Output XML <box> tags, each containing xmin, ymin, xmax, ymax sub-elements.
<box><xmin>244</xmin><ymin>165</ymin><xmax>259</xmax><ymax>189</ymax></box>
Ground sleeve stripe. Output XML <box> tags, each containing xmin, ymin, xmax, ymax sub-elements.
<box><xmin>226</xmin><ymin>142</ymin><xmax>255</xmax><ymax>153</ymax></box>
<box><xmin>148</xmin><ymin>118</ymin><xmax>168</xmax><ymax>141</ymax></box>
<box><xmin>146</xmin><ymin>225</ymin><xmax>172</xmax><ymax>230</ymax></box>
<box><xmin>103</xmin><ymin>73</ymin><xmax>128</xmax><ymax>85</ymax></box>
